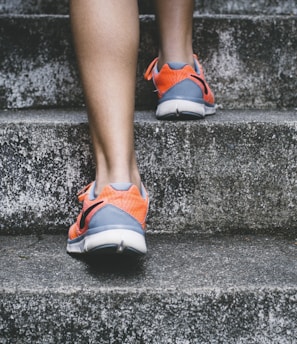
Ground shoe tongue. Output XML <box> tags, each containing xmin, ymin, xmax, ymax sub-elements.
<box><xmin>89</xmin><ymin>182</ymin><xmax>97</xmax><ymax>200</ymax></box>
<box><xmin>167</xmin><ymin>62</ymin><xmax>188</xmax><ymax>70</ymax></box>
<box><xmin>110</xmin><ymin>183</ymin><xmax>133</xmax><ymax>191</ymax></box>
<box><xmin>193</xmin><ymin>58</ymin><xmax>201</xmax><ymax>74</ymax></box>
<box><xmin>89</xmin><ymin>182</ymin><xmax>133</xmax><ymax>200</ymax></box>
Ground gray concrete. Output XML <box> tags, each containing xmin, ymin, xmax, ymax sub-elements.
<box><xmin>1</xmin><ymin>0</ymin><xmax>297</xmax><ymax>15</ymax></box>
<box><xmin>0</xmin><ymin>15</ymin><xmax>297</xmax><ymax>109</ymax></box>
<box><xmin>0</xmin><ymin>0</ymin><xmax>69</xmax><ymax>14</ymax></box>
<box><xmin>1</xmin><ymin>3</ymin><xmax>297</xmax><ymax>343</ymax></box>
<box><xmin>195</xmin><ymin>0</ymin><xmax>297</xmax><ymax>15</ymax></box>
<box><xmin>1</xmin><ymin>109</ymin><xmax>297</xmax><ymax>236</ymax></box>
<box><xmin>0</xmin><ymin>234</ymin><xmax>296</xmax><ymax>343</ymax></box>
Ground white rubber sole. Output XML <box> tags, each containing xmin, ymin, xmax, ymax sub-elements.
<box><xmin>156</xmin><ymin>99</ymin><xmax>216</xmax><ymax>119</ymax></box>
<box><xmin>67</xmin><ymin>229</ymin><xmax>147</xmax><ymax>255</ymax></box>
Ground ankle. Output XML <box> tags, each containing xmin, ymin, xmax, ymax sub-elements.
<box><xmin>158</xmin><ymin>51</ymin><xmax>194</xmax><ymax>69</ymax></box>
<box><xmin>94</xmin><ymin>170</ymin><xmax>141</xmax><ymax>197</ymax></box>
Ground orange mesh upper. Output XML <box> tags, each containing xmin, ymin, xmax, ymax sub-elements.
<box><xmin>144</xmin><ymin>55</ymin><xmax>215</xmax><ymax>105</ymax></box>
<box><xmin>68</xmin><ymin>183</ymin><xmax>149</xmax><ymax>240</ymax></box>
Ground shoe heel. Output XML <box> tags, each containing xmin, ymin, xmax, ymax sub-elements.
<box><xmin>156</xmin><ymin>99</ymin><xmax>205</xmax><ymax>119</ymax></box>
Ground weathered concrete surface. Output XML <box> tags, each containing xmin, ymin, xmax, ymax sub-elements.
<box><xmin>0</xmin><ymin>16</ymin><xmax>82</xmax><ymax>109</ymax></box>
<box><xmin>1</xmin><ymin>0</ymin><xmax>297</xmax><ymax>15</ymax></box>
<box><xmin>192</xmin><ymin>15</ymin><xmax>297</xmax><ymax>110</ymax></box>
<box><xmin>196</xmin><ymin>0</ymin><xmax>297</xmax><ymax>15</ymax></box>
<box><xmin>1</xmin><ymin>109</ymin><xmax>297</xmax><ymax>235</ymax></box>
<box><xmin>0</xmin><ymin>234</ymin><xmax>296</xmax><ymax>343</ymax></box>
<box><xmin>0</xmin><ymin>0</ymin><xmax>152</xmax><ymax>15</ymax></box>
<box><xmin>0</xmin><ymin>15</ymin><xmax>297</xmax><ymax>110</ymax></box>
<box><xmin>0</xmin><ymin>0</ymin><xmax>69</xmax><ymax>15</ymax></box>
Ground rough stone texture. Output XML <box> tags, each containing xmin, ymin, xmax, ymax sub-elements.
<box><xmin>1</xmin><ymin>0</ymin><xmax>297</xmax><ymax>15</ymax></box>
<box><xmin>0</xmin><ymin>110</ymin><xmax>93</xmax><ymax>233</ymax></box>
<box><xmin>1</xmin><ymin>109</ymin><xmax>297</xmax><ymax>235</ymax></box>
<box><xmin>194</xmin><ymin>15</ymin><xmax>297</xmax><ymax>110</ymax></box>
<box><xmin>0</xmin><ymin>15</ymin><xmax>297</xmax><ymax>110</ymax></box>
<box><xmin>0</xmin><ymin>234</ymin><xmax>296</xmax><ymax>343</ymax></box>
<box><xmin>0</xmin><ymin>0</ymin><xmax>69</xmax><ymax>15</ymax></box>
<box><xmin>195</xmin><ymin>0</ymin><xmax>297</xmax><ymax>15</ymax></box>
<box><xmin>0</xmin><ymin>16</ymin><xmax>83</xmax><ymax>109</ymax></box>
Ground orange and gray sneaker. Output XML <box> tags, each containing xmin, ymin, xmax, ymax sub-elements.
<box><xmin>67</xmin><ymin>182</ymin><xmax>149</xmax><ymax>255</ymax></box>
<box><xmin>144</xmin><ymin>54</ymin><xmax>216</xmax><ymax>120</ymax></box>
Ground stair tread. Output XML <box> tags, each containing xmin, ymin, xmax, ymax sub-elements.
<box><xmin>1</xmin><ymin>233</ymin><xmax>297</xmax><ymax>342</ymax></box>
<box><xmin>2</xmin><ymin>0</ymin><xmax>297</xmax><ymax>15</ymax></box>
<box><xmin>1</xmin><ymin>108</ymin><xmax>297</xmax><ymax>124</ymax></box>
<box><xmin>1</xmin><ymin>233</ymin><xmax>296</xmax><ymax>292</ymax></box>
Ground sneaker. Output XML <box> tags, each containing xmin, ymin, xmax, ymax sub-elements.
<box><xmin>144</xmin><ymin>54</ymin><xmax>216</xmax><ymax>120</ymax></box>
<box><xmin>67</xmin><ymin>182</ymin><xmax>149</xmax><ymax>255</ymax></box>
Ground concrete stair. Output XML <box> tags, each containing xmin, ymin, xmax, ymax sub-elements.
<box><xmin>1</xmin><ymin>109</ymin><xmax>297</xmax><ymax>237</ymax></box>
<box><xmin>0</xmin><ymin>1</ymin><xmax>297</xmax><ymax>343</ymax></box>
<box><xmin>1</xmin><ymin>14</ymin><xmax>297</xmax><ymax>109</ymax></box>
<box><xmin>1</xmin><ymin>234</ymin><xmax>297</xmax><ymax>343</ymax></box>
<box><xmin>1</xmin><ymin>0</ymin><xmax>297</xmax><ymax>15</ymax></box>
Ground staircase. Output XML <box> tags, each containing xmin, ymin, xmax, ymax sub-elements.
<box><xmin>0</xmin><ymin>1</ymin><xmax>297</xmax><ymax>343</ymax></box>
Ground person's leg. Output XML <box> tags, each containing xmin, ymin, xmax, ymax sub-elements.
<box><xmin>154</xmin><ymin>0</ymin><xmax>195</xmax><ymax>68</ymax></box>
<box><xmin>70</xmin><ymin>0</ymin><xmax>140</xmax><ymax>196</ymax></box>
<box><xmin>68</xmin><ymin>0</ymin><xmax>149</xmax><ymax>255</ymax></box>
<box><xmin>144</xmin><ymin>0</ymin><xmax>215</xmax><ymax>120</ymax></box>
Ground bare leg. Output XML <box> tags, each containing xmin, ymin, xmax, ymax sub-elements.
<box><xmin>70</xmin><ymin>0</ymin><xmax>140</xmax><ymax>195</ymax></box>
<box><xmin>145</xmin><ymin>0</ymin><xmax>215</xmax><ymax>120</ymax></box>
<box><xmin>154</xmin><ymin>0</ymin><xmax>195</xmax><ymax>68</ymax></box>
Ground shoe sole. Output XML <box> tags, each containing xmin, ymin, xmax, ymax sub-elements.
<box><xmin>156</xmin><ymin>99</ymin><xmax>216</xmax><ymax>120</ymax></box>
<box><xmin>67</xmin><ymin>228</ymin><xmax>147</xmax><ymax>255</ymax></box>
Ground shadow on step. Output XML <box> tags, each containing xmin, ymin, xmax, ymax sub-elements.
<box><xmin>68</xmin><ymin>251</ymin><xmax>147</xmax><ymax>277</ymax></box>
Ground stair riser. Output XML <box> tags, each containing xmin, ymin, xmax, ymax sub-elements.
<box><xmin>196</xmin><ymin>0</ymin><xmax>297</xmax><ymax>15</ymax></box>
<box><xmin>1</xmin><ymin>290</ymin><xmax>296</xmax><ymax>343</ymax></box>
<box><xmin>0</xmin><ymin>15</ymin><xmax>297</xmax><ymax>110</ymax></box>
<box><xmin>1</xmin><ymin>110</ymin><xmax>297</xmax><ymax>235</ymax></box>
<box><xmin>1</xmin><ymin>0</ymin><xmax>297</xmax><ymax>14</ymax></box>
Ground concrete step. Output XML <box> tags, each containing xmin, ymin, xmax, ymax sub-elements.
<box><xmin>0</xmin><ymin>234</ymin><xmax>296</xmax><ymax>343</ymax></box>
<box><xmin>196</xmin><ymin>0</ymin><xmax>297</xmax><ymax>15</ymax></box>
<box><xmin>1</xmin><ymin>0</ymin><xmax>297</xmax><ymax>15</ymax></box>
<box><xmin>0</xmin><ymin>14</ymin><xmax>296</xmax><ymax>110</ymax></box>
<box><xmin>1</xmin><ymin>109</ymin><xmax>297</xmax><ymax>236</ymax></box>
